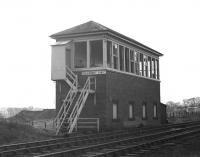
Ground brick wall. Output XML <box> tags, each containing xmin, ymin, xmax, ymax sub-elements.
<box><xmin>55</xmin><ymin>69</ymin><xmax>165</xmax><ymax>130</ymax></box>
<box><xmin>105</xmin><ymin>70</ymin><xmax>161</xmax><ymax>128</ymax></box>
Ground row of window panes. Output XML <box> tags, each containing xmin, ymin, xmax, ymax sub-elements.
<box><xmin>74</xmin><ymin>40</ymin><xmax>159</xmax><ymax>80</ymax></box>
<box><xmin>112</xmin><ymin>103</ymin><xmax>157</xmax><ymax>120</ymax></box>
<box><xmin>107</xmin><ymin>41</ymin><xmax>160</xmax><ymax>79</ymax></box>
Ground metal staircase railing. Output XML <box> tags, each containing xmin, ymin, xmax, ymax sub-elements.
<box><xmin>66</xmin><ymin>77</ymin><xmax>93</xmax><ymax>134</ymax></box>
<box><xmin>65</xmin><ymin>66</ymin><xmax>78</xmax><ymax>89</ymax></box>
<box><xmin>54</xmin><ymin>64</ymin><xmax>96</xmax><ymax>135</ymax></box>
<box><xmin>54</xmin><ymin>66</ymin><xmax>78</xmax><ymax>135</ymax></box>
<box><xmin>55</xmin><ymin>88</ymin><xmax>77</xmax><ymax>135</ymax></box>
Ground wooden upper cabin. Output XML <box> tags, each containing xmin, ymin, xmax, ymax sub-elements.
<box><xmin>50</xmin><ymin>21</ymin><xmax>163</xmax><ymax>81</ymax></box>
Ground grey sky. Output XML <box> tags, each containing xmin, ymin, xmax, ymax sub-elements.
<box><xmin>0</xmin><ymin>0</ymin><xmax>199</xmax><ymax>108</ymax></box>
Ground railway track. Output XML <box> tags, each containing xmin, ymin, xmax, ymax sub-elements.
<box><xmin>0</xmin><ymin>121</ymin><xmax>200</xmax><ymax>157</ymax></box>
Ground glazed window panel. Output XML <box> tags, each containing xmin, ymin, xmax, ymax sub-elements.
<box><xmin>153</xmin><ymin>103</ymin><xmax>157</xmax><ymax>118</ymax></box>
<box><xmin>155</xmin><ymin>59</ymin><xmax>159</xmax><ymax>79</ymax></box>
<box><xmin>143</xmin><ymin>55</ymin><xmax>148</xmax><ymax>77</ymax></box>
<box><xmin>148</xmin><ymin>56</ymin><xmax>152</xmax><ymax>78</ymax></box>
<box><xmin>125</xmin><ymin>48</ymin><xmax>130</xmax><ymax>72</ymax></box>
<box><xmin>129</xmin><ymin>103</ymin><xmax>134</xmax><ymax>119</ymax></box>
<box><xmin>139</xmin><ymin>53</ymin><xmax>143</xmax><ymax>76</ymax></box>
<box><xmin>152</xmin><ymin>58</ymin><xmax>156</xmax><ymax>78</ymax></box>
<box><xmin>90</xmin><ymin>40</ymin><xmax>103</xmax><ymax>67</ymax></box>
<box><xmin>113</xmin><ymin>43</ymin><xmax>118</xmax><ymax>69</ymax></box>
<box><xmin>134</xmin><ymin>51</ymin><xmax>140</xmax><ymax>75</ymax></box>
<box><xmin>130</xmin><ymin>50</ymin><xmax>135</xmax><ymax>73</ymax></box>
<box><xmin>113</xmin><ymin>103</ymin><xmax>118</xmax><ymax>120</ymax></box>
<box><xmin>107</xmin><ymin>41</ymin><xmax>112</xmax><ymax>68</ymax></box>
<box><xmin>119</xmin><ymin>45</ymin><xmax>124</xmax><ymax>71</ymax></box>
<box><xmin>142</xmin><ymin>103</ymin><xmax>147</xmax><ymax>119</ymax></box>
<box><xmin>155</xmin><ymin>59</ymin><xmax>158</xmax><ymax>79</ymax></box>
<box><xmin>74</xmin><ymin>41</ymin><xmax>87</xmax><ymax>68</ymax></box>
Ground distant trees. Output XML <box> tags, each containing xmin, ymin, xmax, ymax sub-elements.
<box><xmin>0</xmin><ymin>106</ymin><xmax>43</xmax><ymax>118</ymax></box>
<box><xmin>183</xmin><ymin>97</ymin><xmax>200</xmax><ymax>107</ymax></box>
<box><xmin>166</xmin><ymin>97</ymin><xmax>200</xmax><ymax>114</ymax></box>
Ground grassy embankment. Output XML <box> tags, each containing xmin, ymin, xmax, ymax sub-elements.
<box><xmin>0</xmin><ymin>120</ymin><xmax>55</xmax><ymax>145</ymax></box>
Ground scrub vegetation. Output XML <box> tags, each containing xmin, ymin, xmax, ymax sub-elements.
<box><xmin>0</xmin><ymin>120</ymin><xmax>54</xmax><ymax>145</ymax></box>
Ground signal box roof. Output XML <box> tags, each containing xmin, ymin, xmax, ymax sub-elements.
<box><xmin>50</xmin><ymin>21</ymin><xmax>163</xmax><ymax>56</ymax></box>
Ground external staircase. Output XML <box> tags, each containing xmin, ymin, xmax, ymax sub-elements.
<box><xmin>54</xmin><ymin>66</ymin><xmax>95</xmax><ymax>135</ymax></box>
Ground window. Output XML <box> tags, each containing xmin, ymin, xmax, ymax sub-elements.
<box><xmin>154</xmin><ymin>59</ymin><xmax>158</xmax><ymax>79</ymax></box>
<box><xmin>107</xmin><ymin>41</ymin><xmax>112</xmax><ymax>68</ymax></box>
<box><xmin>134</xmin><ymin>51</ymin><xmax>140</xmax><ymax>75</ymax></box>
<box><xmin>139</xmin><ymin>53</ymin><xmax>144</xmax><ymax>76</ymax></box>
<box><xmin>148</xmin><ymin>56</ymin><xmax>151</xmax><ymax>78</ymax></box>
<box><xmin>90</xmin><ymin>40</ymin><xmax>103</xmax><ymax>67</ymax></box>
<box><xmin>130</xmin><ymin>50</ymin><xmax>135</xmax><ymax>73</ymax></box>
<box><xmin>74</xmin><ymin>42</ymin><xmax>87</xmax><ymax>68</ymax></box>
<box><xmin>152</xmin><ymin>58</ymin><xmax>156</xmax><ymax>78</ymax></box>
<box><xmin>153</xmin><ymin>103</ymin><xmax>158</xmax><ymax>118</ymax></box>
<box><xmin>125</xmin><ymin>48</ymin><xmax>130</xmax><ymax>72</ymax></box>
<box><xmin>113</xmin><ymin>43</ymin><xmax>118</xmax><ymax>69</ymax></box>
<box><xmin>119</xmin><ymin>45</ymin><xmax>124</xmax><ymax>71</ymax></box>
<box><xmin>142</xmin><ymin>103</ymin><xmax>147</xmax><ymax>119</ymax></box>
<box><xmin>112</xmin><ymin>103</ymin><xmax>118</xmax><ymax>120</ymax></box>
<box><xmin>143</xmin><ymin>55</ymin><xmax>148</xmax><ymax>77</ymax></box>
<box><xmin>155</xmin><ymin>59</ymin><xmax>159</xmax><ymax>79</ymax></box>
<box><xmin>129</xmin><ymin>103</ymin><xmax>134</xmax><ymax>120</ymax></box>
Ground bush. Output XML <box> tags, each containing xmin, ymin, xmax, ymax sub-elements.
<box><xmin>0</xmin><ymin>120</ymin><xmax>54</xmax><ymax>145</ymax></box>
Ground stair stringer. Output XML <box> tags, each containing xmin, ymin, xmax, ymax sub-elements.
<box><xmin>66</xmin><ymin>77</ymin><xmax>92</xmax><ymax>134</ymax></box>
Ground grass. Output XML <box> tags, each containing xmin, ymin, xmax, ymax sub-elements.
<box><xmin>141</xmin><ymin>137</ymin><xmax>200</xmax><ymax>157</ymax></box>
<box><xmin>0</xmin><ymin>120</ymin><xmax>55</xmax><ymax>145</ymax></box>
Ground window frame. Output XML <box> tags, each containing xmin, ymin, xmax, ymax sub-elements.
<box><xmin>107</xmin><ymin>40</ymin><xmax>112</xmax><ymax>68</ymax></box>
<box><xmin>112</xmin><ymin>43</ymin><xmax>119</xmax><ymax>70</ymax></box>
<box><xmin>130</xmin><ymin>50</ymin><xmax>135</xmax><ymax>73</ymax></box>
<box><xmin>112</xmin><ymin>100</ymin><xmax>119</xmax><ymax>121</ymax></box>
<box><xmin>74</xmin><ymin>41</ymin><xmax>87</xmax><ymax>68</ymax></box>
<box><xmin>139</xmin><ymin>53</ymin><xmax>144</xmax><ymax>76</ymax></box>
<box><xmin>119</xmin><ymin>45</ymin><xmax>125</xmax><ymax>71</ymax></box>
<box><xmin>128</xmin><ymin>102</ymin><xmax>135</xmax><ymax>120</ymax></box>
<box><xmin>142</xmin><ymin>102</ymin><xmax>147</xmax><ymax>120</ymax></box>
<box><xmin>143</xmin><ymin>55</ymin><xmax>148</xmax><ymax>77</ymax></box>
<box><xmin>153</xmin><ymin>103</ymin><xmax>158</xmax><ymax>119</ymax></box>
<box><xmin>104</xmin><ymin>39</ymin><xmax>160</xmax><ymax>80</ymax></box>
<box><xmin>89</xmin><ymin>40</ymin><xmax>103</xmax><ymax>68</ymax></box>
<box><xmin>125</xmin><ymin>47</ymin><xmax>130</xmax><ymax>72</ymax></box>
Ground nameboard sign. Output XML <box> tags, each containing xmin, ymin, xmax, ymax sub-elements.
<box><xmin>82</xmin><ymin>70</ymin><xmax>106</xmax><ymax>75</ymax></box>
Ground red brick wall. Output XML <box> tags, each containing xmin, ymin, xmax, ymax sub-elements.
<box><xmin>56</xmin><ymin>80</ymin><xmax>70</xmax><ymax>113</ymax></box>
<box><xmin>55</xmin><ymin>69</ymin><xmax>165</xmax><ymax>130</ymax></box>
<box><xmin>105</xmin><ymin>70</ymin><xmax>161</xmax><ymax>128</ymax></box>
<box><xmin>75</xmin><ymin>71</ymin><xmax>107</xmax><ymax>129</ymax></box>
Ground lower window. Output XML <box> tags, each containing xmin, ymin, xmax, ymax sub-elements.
<box><xmin>112</xmin><ymin>103</ymin><xmax>118</xmax><ymax>120</ymax></box>
<box><xmin>128</xmin><ymin>103</ymin><xmax>134</xmax><ymax>120</ymax></box>
<box><xmin>153</xmin><ymin>103</ymin><xmax>158</xmax><ymax>119</ymax></box>
<box><xmin>142</xmin><ymin>103</ymin><xmax>147</xmax><ymax>119</ymax></box>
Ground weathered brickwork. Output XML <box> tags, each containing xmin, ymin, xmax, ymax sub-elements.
<box><xmin>105</xmin><ymin>70</ymin><xmax>161</xmax><ymax>128</ymax></box>
<box><xmin>56</xmin><ymin>69</ymin><xmax>166</xmax><ymax>130</ymax></box>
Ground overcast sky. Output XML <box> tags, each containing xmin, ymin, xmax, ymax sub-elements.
<box><xmin>0</xmin><ymin>0</ymin><xmax>199</xmax><ymax>108</ymax></box>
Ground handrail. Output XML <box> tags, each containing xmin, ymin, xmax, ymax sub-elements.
<box><xmin>64</xmin><ymin>118</ymin><xmax>99</xmax><ymax>132</ymax></box>
<box><xmin>65</xmin><ymin>66</ymin><xmax>76</xmax><ymax>80</ymax></box>
<box><xmin>65</xmin><ymin>66</ymin><xmax>78</xmax><ymax>85</ymax></box>
<box><xmin>54</xmin><ymin>88</ymin><xmax>72</xmax><ymax>123</ymax></box>
<box><xmin>67</xmin><ymin>77</ymin><xmax>91</xmax><ymax>133</ymax></box>
<box><xmin>55</xmin><ymin>88</ymin><xmax>77</xmax><ymax>135</ymax></box>
<box><xmin>65</xmin><ymin>66</ymin><xmax>78</xmax><ymax>89</ymax></box>
<box><xmin>54</xmin><ymin>65</ymin><xmax>78</xmax><ymax>135</ymax></box>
